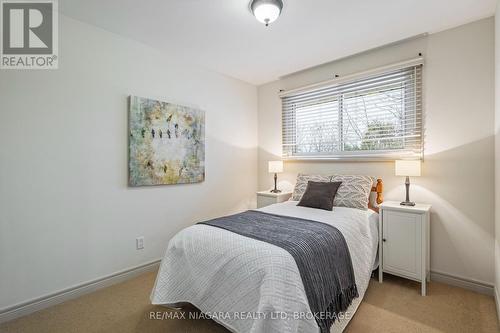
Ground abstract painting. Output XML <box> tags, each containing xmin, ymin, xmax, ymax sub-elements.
<box><xmin>128</xmin><ymin>96</ymin><xmax>205</xmax><ymax>186</ymax></box>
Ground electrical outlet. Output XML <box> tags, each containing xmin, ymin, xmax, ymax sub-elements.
<box><xmin>136</xmin><ymin>237</ymin><xmax>144</xmax><ymax>250</ymax></box>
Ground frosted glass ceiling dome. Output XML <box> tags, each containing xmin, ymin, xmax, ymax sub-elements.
<box><xmin>250</xmin><ymin>0</ymin><xmax>284</xmax><ymax>26</ymax></box>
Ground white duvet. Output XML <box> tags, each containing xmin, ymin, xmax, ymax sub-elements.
<box><xmin>151</xmin><ymin>201</ymin><xmax>379</xmax><ymax>333</ymax></box>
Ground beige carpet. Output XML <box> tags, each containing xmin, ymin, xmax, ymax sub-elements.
<box><xmin>1</xmin><ymin>271</ymin><xmax>498</xmax><ymax>333</ymax></box>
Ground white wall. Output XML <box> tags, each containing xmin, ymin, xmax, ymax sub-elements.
<box><xmin>495</xmin><ymin>0</ymin><xmax>500</xmax><ymax>314</ymax></box>
<box><xmin>0</xmin><ymin>16</ymin><xmax>258</xmax><ymax>310</ymax></box>
<box><xmin>258</xmin><ymin>18</ymin><xmax>495</xmax><ymax>285</ymax></box>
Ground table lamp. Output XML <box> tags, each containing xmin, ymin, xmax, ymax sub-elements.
<box><xmin>395</xmin><ymin>160</ymin><xmax>421</xmax><ymax>206</ymax></box>
<box><xmin>268</xmin><ymin>161</ymin><xmax>283</xmax><ymax>193</ymax></box>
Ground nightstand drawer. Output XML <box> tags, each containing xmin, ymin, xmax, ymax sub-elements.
<box><xmin>257</xmin><ymin>195</ymin><xmax>278</xmax><ymax>208</ymax></box>
<box><xmin>256</xmin><ymin>191</ymin><xmax>292</xmax><ymax>208</ymax></box>
<box><xmin>382</xmin><ymin>210</ymin><xmax>422</xmax><ymax>280</ymax></box>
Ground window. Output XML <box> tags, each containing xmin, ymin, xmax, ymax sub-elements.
<box><xmin>281</xmin><ymin>64</ymin><xmax>423</xmax><ymax>160</ymax></box>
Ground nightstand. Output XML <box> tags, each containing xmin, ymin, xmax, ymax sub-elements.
<box><xmin>256</xmin><ymin>191</ymin><xmax>292</xmax><ymax>208</ymax></box>
<box><xmin>378</xmin><ymin>201</ymin><xmax>431</xmax><ymax>296</ymax></box>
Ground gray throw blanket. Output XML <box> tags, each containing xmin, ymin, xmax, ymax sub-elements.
<box><xmin>198</xmin><ymin>210</ymin><xmax>358</xmax><ymax>333</ymax></box>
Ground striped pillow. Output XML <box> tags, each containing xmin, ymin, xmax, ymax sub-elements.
<box><xmin>331</xmin><ymin>175</ymin><xmax>373</xmax><ymax>210</ymax></box>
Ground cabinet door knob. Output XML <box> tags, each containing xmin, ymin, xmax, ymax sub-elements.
<box><xmin>382</xmin><ymin>238</ymin><xmax>387</xmax><ymax>242</ymax></box>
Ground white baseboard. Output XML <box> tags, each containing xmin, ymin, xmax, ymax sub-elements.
<box><xmin>430</xmin><ymin>270</ymin><xmax>494</xmax><ymax>296</ymax></box>
<box><xmin>495</xmin><ymin>286</ymin><xmax>500</xmax><ymax>325</ymax></box>
<box><xmin>0</xmin><ymin>259</ymin><xmax>161</xmax><ymax>324</ymax></box>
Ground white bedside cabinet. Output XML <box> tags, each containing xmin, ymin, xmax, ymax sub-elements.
<box><xmin>256</xmin><ymin>191</ymin><xmax>292</xmax><ymax>208</ymax></box>
<box><xmin>378</xmin><ymin>201</ymin><xmax>431</xmax><ymax>296</ymax></box>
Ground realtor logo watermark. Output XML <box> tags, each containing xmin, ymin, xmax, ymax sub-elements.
<box><xmin>0</xmin><ymin>0</ymin><xmax>58</xmax><ymax>69</ymax></box>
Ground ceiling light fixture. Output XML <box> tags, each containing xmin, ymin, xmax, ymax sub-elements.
<box><xmin>250</xmin><ymin>0</ymin><xmax>283</xmax><ymax>27</ymax></box>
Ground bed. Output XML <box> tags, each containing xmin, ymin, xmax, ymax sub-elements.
<box><xmin>151</xmin><ymin>178</ymin><xmax>383</xmax><ymax>333</ymax></box>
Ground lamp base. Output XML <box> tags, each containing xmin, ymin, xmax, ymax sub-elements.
<box><xmin>401</xmin><ymin>176</ymin><xmax>415</xmax><ymax>206</ymax></box>
<box><xmin>270</xmin><ymin>189</ymin><xmax>282</xmax><ymax>193</ymax></box>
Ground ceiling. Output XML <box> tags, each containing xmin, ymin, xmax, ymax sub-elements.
<box><xmin>60</xmin><ymin>0</ymin><xmax>496</xmax><ymax>85</ymax></box>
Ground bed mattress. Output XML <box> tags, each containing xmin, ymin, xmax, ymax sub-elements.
<box><xmin>151</xmin><ymin>201</ymin><xmax>379</xmax><ymax>332</ymax></box>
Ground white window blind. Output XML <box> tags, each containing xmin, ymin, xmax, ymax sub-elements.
<box><xmin>281</xmin><ymin>64</ymin><xmax>423</xmax><ymax>160</ymax></box>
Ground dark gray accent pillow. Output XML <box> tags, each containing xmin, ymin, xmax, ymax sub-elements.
<box><xmin>292</xmin><ymin>174</ymin><xmax>331</xmax><ymax>201</ymax></box>
<box><xmin>297</xmin><ymin>181</ymin><xmax>342</xmax><ymax>211</ymax></box>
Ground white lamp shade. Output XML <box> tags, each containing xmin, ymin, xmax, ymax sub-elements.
<box><xmin>268</xmin><ymin>161</ymin><xmax>283</xmax><ymax>173</ymax></box>
<box><xmin>395</xmin><ymin>160</ymin><xmax>421</xmax><ymax>177</ymax></box>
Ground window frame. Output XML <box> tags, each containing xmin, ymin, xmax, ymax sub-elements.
<box><xmin>280</xmin><ymin>60</ymin><xmax>423</xmax><ymax>161</ymax></box>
